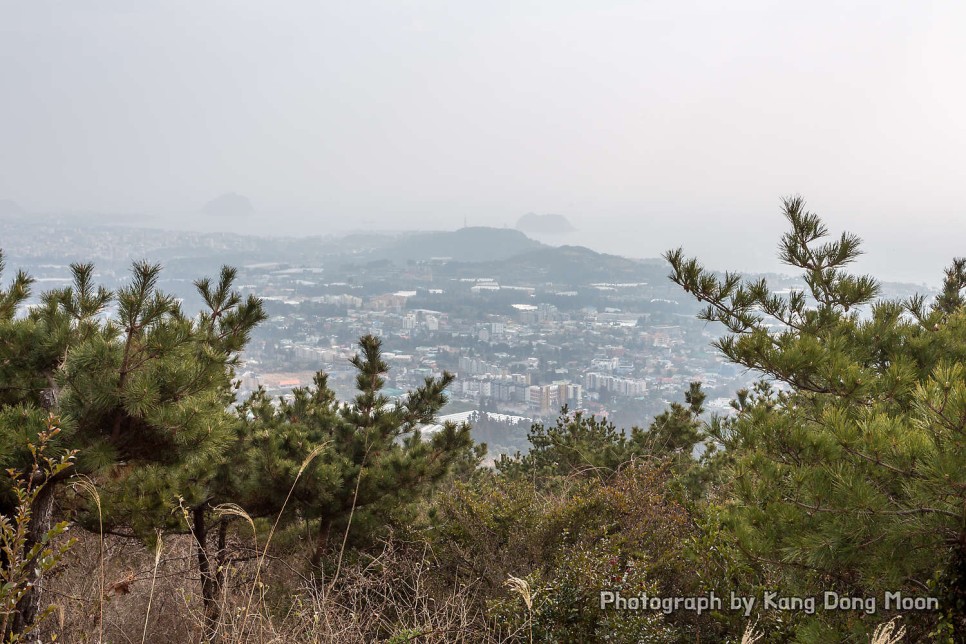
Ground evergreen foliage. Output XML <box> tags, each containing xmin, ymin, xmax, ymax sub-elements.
<box><xmin>235</xmin><ymin>334</ymin><xmax>479</xmax><ymax>567</ymax></box>
<box><xmin>666</xmin><ymin>197</ymin><xmax>966</xmax><ymax>639</ymax></box>
<box><xmin>0</xmin><ymin>253</ymin><xmax>266</xmax><ymax>636</ymax></box>
<box><xmin>496</xmin><ymin>383</ymin><xmax>709</xmax><ymax>493</ymax></box>
<box><xmin>495</xmin><ymin>408</ymin><xmax>636</xmax><ymax>481</ymax></box>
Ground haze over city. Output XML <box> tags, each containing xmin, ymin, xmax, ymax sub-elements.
<box><xmin>2</xmin><ymin>0</ymin><xmax>965</xmax><ymax>283</ymax></box>
<box><xmin>4</xmin><ymin>3</ymin><xmax>966</xmax><ymax>642</ymax></box>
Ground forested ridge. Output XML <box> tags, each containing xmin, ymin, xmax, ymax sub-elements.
<box><xmin>1</xmin><ymin>199</ymin><xmax>964</xmax><ymax>642</ymax></box>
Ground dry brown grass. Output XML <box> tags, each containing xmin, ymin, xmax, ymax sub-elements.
<box><xmin>19</xmin><ymin>457</ymin><xmax>918</xmax><ymax>643</ymax></box>
<box><xmin>870</xmin><ymin>618</ymin><xmax>906</xmax><ymax>644</ymax></box>
<box><xmin>36</xmin><ymin>531</ymin><xmax>491</xmax><ymax>643</ymax></box>
<box><xmin>27</xmin><ymin>526</ymin><xmax>919</xmax><ymax>643</ymax></box>
<box><xmin>45</xmin><ymin>532</ymin><xmax>200</xmax><ymax>641</ymax></box>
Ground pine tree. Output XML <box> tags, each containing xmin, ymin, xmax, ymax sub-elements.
<box><xmin>666</xmin><ymin>197</ymin><xmax>966</xmax><ymax>639</ymax></box>
<box><xmin>236</xmin><ymin>334</ymin><xmax>477</xmax><ymax>571</ymax></box>
<box><xmin>495</xmin><ymin>408</ymin><xmax>636</xmax><ymax>481</ymax></box>
<box><xmin>496</xmin><ymin>384</ymin><xmax>709</xmax><ymax>488</ymax></box>
<box><xmin>0</xmin><ymin>253</ymin><xmax>266</xmax><ymax>636</ymax></box>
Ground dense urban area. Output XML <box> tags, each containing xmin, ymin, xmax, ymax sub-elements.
<box><xmin>0</xmin><ymin>213</ymin><xmax>929</xmax><ymax>460</ymax></box>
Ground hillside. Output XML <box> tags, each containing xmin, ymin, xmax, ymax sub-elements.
<box><xmin>369</xmin><ymin>227</ymin><xmax>545</xmax><ymax>263</ymax></box>
<box><xmin>442</xmin><ymin>244</ymin><xmax>665</xmax><ymax>285</ymax></box>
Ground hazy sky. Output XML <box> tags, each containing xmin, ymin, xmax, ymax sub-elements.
<box><xmin>2</xmin><ymin>1</ymin><xmax>964</xmax><ymax>283</ymax></box>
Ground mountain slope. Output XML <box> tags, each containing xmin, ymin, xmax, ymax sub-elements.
<box><xmin>372</xmin><ymin>227</ymin><xmax>545</xmax><ymax>263</ymax></box>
